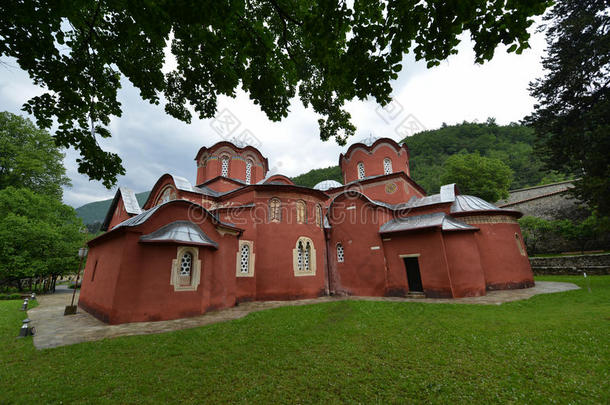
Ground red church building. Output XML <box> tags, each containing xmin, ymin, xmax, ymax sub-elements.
<box><xmin>79</xmin><ymin>137</ymin><xmax>534</xmax><ymax>324</ymax></box>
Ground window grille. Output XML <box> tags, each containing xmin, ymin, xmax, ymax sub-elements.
<box><xmin>337</xmin><ymin>244</ymin><xmax>344</xmax><ymax>263</ymax></box>
<box><xmin>221</xmin><ymin>157</ymin><xmax>229</xmax><ymax>176</ymax></box>
<box><xmin>245</xmin><ymin>160</ymin><xmax>252</xmax><ymax>184</ymax></box>
<box><xmin>180</xmin><ymin>252</ymin><xmax>192</xmax><ymax>276</ymax></box>
<box><xmin>240</xmin><ymin>244</ymin><xmax>250</xmax><ymax>273</ymax></box>
<box><xmin>297</xmin><ymin>241</ymin><xmax>304</xmax><ymax>270</ymax></box>
<box><xmin>383</xmin><ymin>158</ymin><xmax>392</xmax><ymax>175</ymax></box>
<box><xmin>357</xmin><ymin>162</ymin><xmax>365</xmax><ymax>179</ymax></box>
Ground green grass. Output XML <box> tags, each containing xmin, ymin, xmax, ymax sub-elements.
<box><xmin>1</xmin><ymin>276</ymin><xmax>608</xmax><ymax>404</ymax></box>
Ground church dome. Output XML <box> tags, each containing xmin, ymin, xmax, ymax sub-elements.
<box><xmin>313</xmin><ymin>180</ymin><xmax>342</xmax><ymax>191</ymax></box>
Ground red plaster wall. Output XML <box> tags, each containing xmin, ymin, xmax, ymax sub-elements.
<box><xmin>343</xmin><ymin>178</ymin><xmax>423</xmax><ymax>205</ymax></box>
<box><xmin>381</xmin><ymin>229</ymin><xmax>453</xmax><ymax>298</ymax></box>
<box><xmin>327</xmin><ymin>197</ymin><xmax>393</xmax><ymax>296</ymax></box>
<box><xmin>251</xmin><ymin>191</ymin><xmax>327</xmax><ymax>300</ymax></box>
<box><xmin>79</xmin><ymin>202</ymin><xmax>239</xmax><ymax>324</ymax></box>
<box><xmin>466</xmin><ymin>218</ymin><xmax>535</xmax><ymax>290</ymax></box>
<box><xmin>79</xmin><ymin>233</ymin><xmax>127</xmax><ymax>322</ymax></box>
<box><xmin>196</xmin><ymin>152</ymin><xmax>266</xmax><ymax>185</ymax></box>
<box><xmin>341</xmin><ymin>143</ymin><xmax>409</xmax><ymax>184</ymax></box>
<box><xmin>203</xmin><ymin>177</ymin><xmax>246</xmax><ymax>193</ymax></box>
<box><xmin>107</xmin><ymin>198</ymin><xmax>131</xmax><ymax>230</ymax></box>
<box><xmin>442</xmin><ymin>231</ymin><xmax>486</xmax><ymax>297</ymax></box>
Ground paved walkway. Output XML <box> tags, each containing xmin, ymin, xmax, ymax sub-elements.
<box><xmin>27</xmin><ymin>281</ymin><xmax>579</xmax><ymax>349</ymax></box>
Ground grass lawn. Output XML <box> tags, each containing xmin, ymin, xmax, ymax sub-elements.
<box><xmin>1</xmin><ymin>275</ymin><xmax>608</xmax><ymax>404</ymax></box>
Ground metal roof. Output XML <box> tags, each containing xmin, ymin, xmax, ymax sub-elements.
<box><xmin>139</xmin><ymin>220</ymin><xmax>218</xmax><ymax>248</ymax></box>
<box><xmin>111</xmin><ymin>199</ymin><xmax>232</xmax><ymax>231</ymax></box>
<box><xmin>379</xmin><ymin>212</ymin><xmax>477</xmax><ymax>234</ymax></box>
<box><xmin>171</xmin><ymin>175</ymin><xmax>196</xmax><ymax>192</ymax></box>
<box><xmin>313</xmin><ymin>179</ymin><xmax>343</xmax><ymax>191</ymax></box>
<box><xmin>119</xmin><ymin>187</ymin><xmax>142</xmax><ymax>215</ymax></box>
<box><xmin>450</xmin><ymin>195</ymin><xmax>504</xmax><ymax>213</ymax></box>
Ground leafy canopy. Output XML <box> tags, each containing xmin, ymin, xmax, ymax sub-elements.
<box><xmin>0</xmin><ymin>112</ymin><xmax>70</xmax><ymax>199</ymax></box>
<box><xmin>403</xmin><ymin>119</ymin><xmax>566</xmax><ymax>194</ymax></box>
<box><xmin>0</xmin><ymin>0</ymin><xmax>550</xmax><ymax>188</ymax></box>
<box><xmin>440</xmin><ymin>152</ymin><xmax>513</xmax><ymax>202</ymax></box>
<box><xmin>526</xmin><ymin>0</ymin><xmax>610</xmax><ymax>215</ymax></box>
<box><xmin>0</xmin><ymin>187</ymin><xmax>85</xmax><ymax>284</ymax></box>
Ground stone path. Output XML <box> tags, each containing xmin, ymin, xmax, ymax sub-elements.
<box><xmin>27</xmin><ymin>281</ymin><xmax>579</xmax><ymax>350</ymax></box>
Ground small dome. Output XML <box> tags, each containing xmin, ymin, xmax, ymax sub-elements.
<box><xmin>313</xmin><ymin>180</ymin><xmax>342</xmax><ymax>191</ymax></box>
<box><xmin>359</xmin><ymin>134</ymin><xmax>380</xmax><ymax>146</ymax></box>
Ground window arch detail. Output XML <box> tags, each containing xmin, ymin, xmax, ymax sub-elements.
<box><xmin>170</xmin><ymin>246</ymin><xmax>201</xmax><ymax>291</ymax></box>
<box><xmin>269</xmin><ymin>198</ymin><xmax>281</xmax><ymax>222</ymax></box>
<box><xmin>296</xmin><ymin>200</ymin><xmax>307</xmax><ymax>224</ymax></box>
<box><xmin>357</xmin><ymin>162</ymin><xmax>365</xmax><ymax>179</ymax></box>
<box><xmin>336</xmin><ymin>243</ymin><xmax>344</xmax><ymax>263</ymax></box>
<box><xmin>383</xmin><ymin>158</ymin><xmax>392</xmax><ymax>175</ymax></box>
<box><xmin>155</xmin><ymin>185</ymin><xmax>176</xmax><ymax>206</ymax></box>
<box><xmin>236</xmin><ymin>240</ymin><xmax>255</xmax><ymax>277</ymax></box>
<box><xmin>293</xmin><ymin>237</ymin><xmax>316</xmax><ymax>276</ymax></box>
<box><xmin>315</xmin><ymin>204</ymin><xmax>322</xmax><ymax>227</ymax></box>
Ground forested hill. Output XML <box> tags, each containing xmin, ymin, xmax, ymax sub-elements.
<box><xmin>291</xmin><ymin>121</ymin><xmax>565</xmax><ymax>193</ymax></box>
<box><xmin>75</xmin><ymin>191</ymin><xmax>150</xmax><ymax>226</ymax></box>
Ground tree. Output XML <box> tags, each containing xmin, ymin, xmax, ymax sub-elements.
<box><xmin>554</xmin><ymin>212</ymin><xmax>610</xmax><ymax>254</ymax></box>
<box><xmin>0</xmin><ymin>112</ymin><xmax>70</xmax><ymax>199</ymax></box>
<box><xmin>526</xmin><ymin>0</ymin><xmax>610</xmax><ymax>215</ymax></box>
<box><xmin>440</xmin><ymin>153</ymin><xmax>513</xmax><ymax>202</ymax></box>
<box><xmin>518</xmin><ymin>216</ymin><xmax>553</xmax><ymax>254</ymax></box>
<box><xmin>0</xmin><ymin>1</ymin><xmax>551</xmax><ymax>187</ymax></box>
<box><xmin>0</xmin><ymin>187</ymin><xmax>85</xmax><ymax>290</ymax></box>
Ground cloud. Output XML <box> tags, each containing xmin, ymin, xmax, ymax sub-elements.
<box><xmin>0</xmin><ymin>24</ymin><xmax>546</xmax><ymax>208</ymax></box>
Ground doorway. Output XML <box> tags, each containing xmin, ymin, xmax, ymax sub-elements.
<box><xmin>403</xmin><ymin>257</ymin><xmax>423</xmax><ymax>292</ymax></box>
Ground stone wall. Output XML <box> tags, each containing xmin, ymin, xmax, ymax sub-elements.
<box><xmin>530</xmin><ymin>253</ymin><xmax>610</xmax><ymax>275</ymax></box>
<box><xmin>497</xmin><ymin>180</ymin><xmax>585</xmax><ymax>221</ymax></box>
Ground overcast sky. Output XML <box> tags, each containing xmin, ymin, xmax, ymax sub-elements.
<box><xmin>0</xmin><ymin>26</ymin><xmax>547</xmax><ymax>208</ymax></box>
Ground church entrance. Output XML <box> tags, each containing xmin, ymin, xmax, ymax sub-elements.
<box><xmin>403</xmin><ymin>257</ymin><xmax>423</xmax><ymax>292</ymax></box>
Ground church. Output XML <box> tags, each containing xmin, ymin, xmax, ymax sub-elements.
<box><xmin>79</xmin><ymin>137</ymin><xmax>534</xmax><ymax>324</ymax></box>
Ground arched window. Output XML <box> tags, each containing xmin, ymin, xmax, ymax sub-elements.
<box><xmin>240</xmin><ymin>243</ymin><xmax>250</xmax><ymax>273</ymax></box>
<box><xmin>293</xmin><ymin>237</ymin><xmax>316</xmax><ymax>276</ymax></box>
<box><xmin>170</xmin><ymin>247</ymin><xmax>201</xmax><ymax>291</ymax></box>
<box><xmin>357</xmin><ymin>162</ymin><xmax>365</xmax><ymax>179</ymax></box>
<box><xmin>269</xmin><ymin>198</ymin><xmax>281</xmax><ymax>222</ymax></box>
<box><xmin>336</xmin><ymin>243</ymin><xmax>344</xmax><ymax>263</ymax></box>
<box><xmin>383</xmin><ymin>158</ymin><xmax>392</xmax><ymax>175</ymax></box>
<box><xmin>179</xmin><ymin>252</ymin><xmax>192</xmax><ymax>285</ymax></box>
<box><xmin>245</xmin><ymin>160</ymin><xmax>253</xmax><ymax>184</ymax></box>
<box><xmin>315</xmin><ymin>204</ymin><xmax>322</xmax><ymax>227</ymax></box>
<box><xmin>221</xmin><ymin>156</ymin><xmax>229</xmax><ymax>177</ymax></box>
<box><xmin>296</xmin><ymin>200</ymin><xmax>306</xmax><ymax>224</ymax></box>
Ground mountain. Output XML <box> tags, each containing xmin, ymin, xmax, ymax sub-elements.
<box><xmin>290</xmin><ymin>120</ymin><xmax>567</xmax><ymax>193</ymax></box>
<box><xmin>291</xmin><ymin>166</ymin><xmax>343</xmax><ymax>188</ymax></box>
<box><xmin>76</xmin><ymin>191</ymin><xmax>150</xmax><ymax>226</ymax></box>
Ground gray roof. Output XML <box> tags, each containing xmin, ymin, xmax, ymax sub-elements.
<box><xmin>171</xmin><ymin>175</ymin><xmax>196</xmax><ymax>192</ymax></box>
<box><xmin>450</xmin><ymin>195</ymin><xmax>503</xmax><ymax>213</ymax></box>
<box><xmin>111</xmin><ymin>199</ymin><xmax>231</xmax><ymax>231</ymax></box>
<box><xmin>119</xmin><ymin>187</ymin><xmax>142</xmax><ymax>215</ymax></box>
<box><xmin>314</xmin><ymin>179</ymin><xmax>343</xmax><ymax>190</ymax></box>
<box><xmin>139</xmin><ymin>220</ymin><xmax>218</xmax><ymax>248</ymax></box>
<box><xmin>379</xmin><ymin>212</ymin><xmax>477</xmax><ymax>234</ymax></box>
